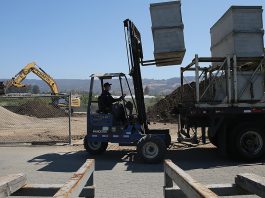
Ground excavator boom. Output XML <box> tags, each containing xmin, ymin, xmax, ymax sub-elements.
<box><xmin>6</xmin><ymin>62</ymin><xmax>59</xmax><ymax>94</ymax></box>
<box><xmin>2</xmin><ymin>62</ymin><xmax>80</xmax><ymax>108</ymax></box>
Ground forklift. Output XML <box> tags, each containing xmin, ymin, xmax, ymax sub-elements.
<box><xmin>83</xmin><ymin>20</ymin><xmax>171</xmax><ymax>163</ymax></box>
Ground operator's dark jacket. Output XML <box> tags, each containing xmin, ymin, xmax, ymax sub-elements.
<box><xmin>98</xmin><ymin>90</ymin><xmax>120</xmax><ymax>113</ymax></box>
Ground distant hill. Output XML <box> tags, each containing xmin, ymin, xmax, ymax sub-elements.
<box><xmin>0</xmin><ymin>77</ymin><xmax>194</xmax><ymax>96</ymax></box>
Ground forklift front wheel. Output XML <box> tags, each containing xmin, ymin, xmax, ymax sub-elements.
<box><xmin>137</xmin><ymin>135</ymin><xmax>166</xmax><ymax>163</ymax></box>
<box><xmin>84</xmin><ymin>138</ymin><xmax>108</xmax><ymax>155</ymax></box>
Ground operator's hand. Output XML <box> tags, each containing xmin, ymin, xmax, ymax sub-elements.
<box><xmin>120</xmin><ymin>94</ymin><xmax>126</xmax><ymax>100</ymax></box>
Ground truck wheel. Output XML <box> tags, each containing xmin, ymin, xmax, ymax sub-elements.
<box><xmin>137</xmin><ymin>135</ymin><xmax>166</xmax><ymax>163</ymax></box>
<box><xmin>84</xmin><ymin>138</ymin><xmax>108</xmax><ymax>155</ymax></box>
<box><xmin>232</xmin><ymin>124</ymin><xmax>265</xmax><ymax>160</ymax></box>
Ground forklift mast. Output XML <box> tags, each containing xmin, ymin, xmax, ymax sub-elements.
<box><xmin>123</xmin><ymin>19</ymin><xmax>148</xmax><ymax>132</ymax></box>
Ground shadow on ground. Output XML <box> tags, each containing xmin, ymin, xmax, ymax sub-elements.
<box><xmin>28</xmin><ymin>144</ymin><xmax>265</xmax><ymax>174</ymax></box>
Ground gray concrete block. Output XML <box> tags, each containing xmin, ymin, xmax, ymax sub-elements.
<box><xmin>150</xmin><ymin>1</ymin><xmax>183</xmax><ymax>28</ymax></box>
<box><xmin>150</xmin><ymin>1</ymin><xmax>185</xmax><ymax>66</ymax></box>
<box><xmin>210</xmin><ymin>6</ymin><xmax>264</xmax><ymax>58</ymax></box>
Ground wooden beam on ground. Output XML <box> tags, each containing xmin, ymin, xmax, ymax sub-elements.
<box><xmin>53</xmin><ymin>159</ymin><xmax>95</xmax><ymax>198</ymax></box>
<box><xmin>235</xmin><ymin>173</ymin><xmax>265</xmax><ymax>198</ymax></box>
<box><xmin>164</xmin><ymin>183</ymin><xmax>251</xmax><ymax>198</ymax></box>
<box><xmin>164</xmin><ymin>160</ymin><xmax>219</xmax><ymax>198</ymax></box>
<box><xmin>0</xmin><ymin>173</ymin><xmax>26</xmax><ymax>197</ymax></box>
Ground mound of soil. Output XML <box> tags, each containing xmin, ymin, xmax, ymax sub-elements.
<box><xmin>147</xmin><ymin>80</ymin><xmax>212</xmax><ymax>122</ymax></box>
<box><xmin>147</xmin><ymin>82</ymin><xmax>196</xmax><ymax>122</ymax></box>
<box><xmin>0</xmin><ymin>106</ymin><xmax>35</xmax><ymax>128</ymax></box>
<box><xmin>5</xmin><ymin>100</ymin><xmax>67</xmax><ymax>118</ymax></box>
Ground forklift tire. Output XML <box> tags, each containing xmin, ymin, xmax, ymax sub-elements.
<box><xmin>137</xmin><ymin>135</ymin><xmax>166</xmax><ymax>163</ymax></box>
<box><xmin>84</xmin><ymin>138</ymin><xmax>108</xmax><ymax>155</ymax></box>
<box><xmin>230</xmin><ymin>123</ymin><xmax>265</xmax><ymax>161</ymax></box>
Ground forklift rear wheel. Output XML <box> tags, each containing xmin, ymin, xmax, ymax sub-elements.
<box><xmin>84</xmin><ymin>138</ymin><xmax>108</xmax><ymax>155</ymax></box>
<box><xmin>137</xmin><ymin>135</ymin><xmax>166</xmax><ymax>163</ymax></box>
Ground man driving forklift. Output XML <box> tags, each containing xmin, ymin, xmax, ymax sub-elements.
<box><xmin>98</xmin><ymin>82</ymin><xmax>125</xmax><ymax>114</ymax></box>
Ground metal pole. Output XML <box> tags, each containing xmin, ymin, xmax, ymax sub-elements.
<box><xmin>227</xmin><ymin>56</ymin><xmax>231</xmax><ymax>103</ymax></box>
<box><xmin>238</xmin><ymin>59</ymin><xmax>264</xmax><ymax>99</ymax></box>
<box><xmin>200</xmin><ymin>59</ymin><xmax>227</xmax><ymax>100</ymax></box>
<box><xmin>87</xmin><ymin>77</ymin><xmax>94</xmax><ymax>133</ymax></box>
<box><xmin>119</xmin><ymin>76</ymin><xmax>128</xmax><ymax>119</ymax></box>
<box><xmin>177</xmin><ymin>114</ymin><xmax>181</xmax><ymax>139</ymax></box>
<box><xmin>201</xmin><ymin>127</ymin><xmax>206</xmax><ymax>144</ymax></box>
<box><xmin>68</xmin><ymin>93</ymin><xmax>72</xmax><ymax>145</ymax></box>
<box><xmin>233</xmin><ymin>55</ymin><xmax>238</xmax><ymax>103</ymax></box>
<box><xmin>180</xmin><ymin>68</ymin><xmax>183</xmax><ymax>102</ymax></box>
<box><xmin>195</xmin><ymin>54</ymin><xmax>200</xmax><ymax>103</ymax></box>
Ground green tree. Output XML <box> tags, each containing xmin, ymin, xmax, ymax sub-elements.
<box><xmin>7</xmin><ymin>84</ymin><xmax>32</xmax><ymax>93</ymax></box>
<box><xmin>144</xmin><ymin>85</ymin><xmax>150</xmax><ymax>95</ymax></box>
<box><xmin>32</xmin><ymin>85</ymin><xmax>40</xmax><ymax>94</ymax></box>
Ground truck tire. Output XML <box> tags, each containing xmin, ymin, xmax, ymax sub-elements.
<box><xmin>84</xmin><ymin>138</ymin><xmax>108</xmax><ymax>155</ymax></box>
<box><xmin>137</xmin><ymin>135</ymin><xmax>166</xmax><ymax>163</ymax></box>
<box><xmin>230</xmin><ymin>124</ymin><xmax>265</xmax><ymax>160</ymax></box>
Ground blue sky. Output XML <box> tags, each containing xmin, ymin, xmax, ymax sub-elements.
<box><xmin>0</xmin><ymin>0</ymin><xmax>264</xmax><ymax>80</ymax></box>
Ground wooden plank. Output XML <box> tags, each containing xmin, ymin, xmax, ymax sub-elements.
<box><xmin>0</xmin><ymin>173</ymin><xmax>26</xmax><ymax>197</ymax></box>
<box><xmin>53</xmin><ymin>159</ymin><xmax>95</xmax><ymax>198</ymax></box>
<box><xmin>164</xmin><ymin>160</ymin><xmax>219</xmax><ymax>198</ymax></box>
<box><xmin>164</xmin><ymin>184</ymin><xmax>251</xmax><ymax>198</ymax></box>
<box><xmin>235</xmin><ymin>173</ymin><xmax>265</xmax><ymax>198</ymax></box>
<box><xmin>164</xmin><ymin>172</ymin><xmax>173</xmax><ymax>188</ymax></box>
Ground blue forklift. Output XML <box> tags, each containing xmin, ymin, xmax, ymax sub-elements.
<box><xmin>84</xmin><ymin>20</ymin><xmax>171</xmax><ymax>163</ymax></box>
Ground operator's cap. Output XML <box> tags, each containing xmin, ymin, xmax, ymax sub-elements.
<box><xmin>103</xmin><ymin>82</ymin><xmax>112</xmax><ymax>87</ymax></box>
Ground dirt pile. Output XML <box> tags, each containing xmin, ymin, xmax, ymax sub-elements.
<box><xmin>0</xmin><ymin>106</ymin><xmax>36</xmax><ymax>128</ymax></box>
<box><xmin>5</xmin><ymin>100</ymin><xmax>67</xmax><ymax>118</ymax></box>
<box><xmin>147</xmin><ymin>82</ymin><xmax>196</xmax><ymax>121</ymax></box>
<box><xmin>147</xmin><ymin>78</ymin><xmax>214</xmax><ymax>122</ymax></box>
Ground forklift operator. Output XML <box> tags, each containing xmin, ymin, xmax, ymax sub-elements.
<box><xmin>98</xmin><ymin>82</ymin><xmax>125</xmax><ymax>113</ymax></box>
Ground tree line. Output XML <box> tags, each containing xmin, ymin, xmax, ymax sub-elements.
<box><xmin>7</xmin><ymin>84</ymin><xmax>40</xmax><ymax>94</ymax></box>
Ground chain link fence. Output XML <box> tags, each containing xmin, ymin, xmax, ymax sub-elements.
<box><xmin>0</xmin><ymin>94</ymin><xmax>71</xmax><ymax>144</ymax></box>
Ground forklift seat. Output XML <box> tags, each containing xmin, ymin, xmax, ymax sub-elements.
<box><xmin>97</xmin><ymin>95</ymin><xmax>126</xmax><ymax>125</ymax></box>
<box><xmin>97</xmin><ymin>95</ymin><xmax>110</xmax><ymax>113</ymax></box>
<box><xmin>112</xmin><ymin>103</ymin><xmax>127</xmax><ymax>125</ymax></box>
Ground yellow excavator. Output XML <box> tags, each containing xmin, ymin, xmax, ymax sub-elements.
<box><xmin>1</xmin><ymin>62</ymin><xmax>80</xmax><ymax>108</ymax></box>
